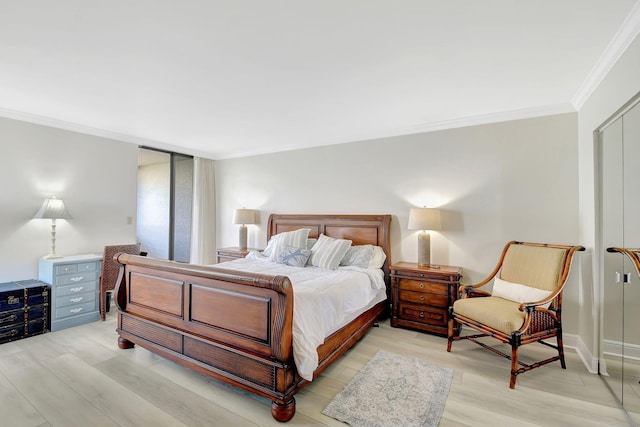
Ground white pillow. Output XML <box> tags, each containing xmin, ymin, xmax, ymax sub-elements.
<box><xmin>340</xmin><ymin>245</ymin><xmax>374</xmax><ymax>268</ymax></box>
<box><xmin>368</xmin><ymin>245</ymin><xmax>387</xmax><ymax>269</ymax></box>
<box><xmin>309</xmin><ymin>234</ymin><xmax>352</xmax><ymax>270</ymax></box>
<box><xmin>492</xmin><ymin>276</ymin><xmax>553</xmax><ymax>308</ymax></box>
<box><xmin>262</xmin><ymin>228</ymin><xmax>311</xmax><ymax>261</ymax></box>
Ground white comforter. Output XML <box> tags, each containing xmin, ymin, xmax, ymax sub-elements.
<box><xmin>213</xmin><ymin>252</ymin><xmax>386</xmax><ymax>381</ymax></box>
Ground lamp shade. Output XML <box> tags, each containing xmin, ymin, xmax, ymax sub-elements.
<box><xmin>33</xmin><ymin>196</ymin><xmax>73</xmax><ymax>220</ymax></box>
<box><xmin>232</xmin><ymin>208</ymin><xmax>256</xmax><ymax>225</ymax></box>
<box><xmin>408</xmin><ymin>207</ymin><xmax>441</xmax><ymax>231</ymax></box>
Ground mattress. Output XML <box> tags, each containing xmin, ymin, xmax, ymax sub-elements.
<box><xmin>213</xmin><ymin>252</ymin><xmax>386</xmax><ymax>381</ymax></box>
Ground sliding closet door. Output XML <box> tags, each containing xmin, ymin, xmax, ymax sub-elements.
<box><xmin>621</xmin><ymin>101</ymin><xmax>640</xmax><ymax>416</ymax></box>
<box><xmin>600</xmin><ymin>98</ymin><xmax>640</xmax><ymax>416</ymax></box>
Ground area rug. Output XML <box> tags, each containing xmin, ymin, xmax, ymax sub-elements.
<box><xmin>322</xmin><ymin>350</ymin><xmax>453</xmax><ymax>427</ymax></box>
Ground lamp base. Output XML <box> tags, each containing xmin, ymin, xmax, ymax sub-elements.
<box><xmin>238</xmin><ymin>225</ymin><xmax>248</xmax><ymax>250</ymax></box>
<box><xmin>417</xmin><ymin>231</ymin><xmax>431</xmax><ymax>267</ymax></box>
<box><xmin>44</xmin><ymin>253</ymin><xmax>63</xmax><ymax>259</ymax></box>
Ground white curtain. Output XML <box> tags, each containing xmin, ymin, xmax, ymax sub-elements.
<box><xmin>190</xmin><ymin>157</ymin><xmax>216</xmax><ymax>264</ymax></box>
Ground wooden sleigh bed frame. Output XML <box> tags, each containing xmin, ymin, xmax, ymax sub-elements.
<box><xmin>114</xmin><ymin>214</ymin><xmax>391</xmax><ymax>422</ymax></box>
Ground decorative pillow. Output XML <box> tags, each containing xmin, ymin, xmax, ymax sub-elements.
<box><xmin>262</xmin><ymin>228</ymin><xmax>311</xmax><ymax>261</ymax></box>
<box><xmin>276</xmin><ymin>245</ymin><xmax>312</xmax><ymax>267</ymax></box>
<box><xmin>340</xmin><ymin>245</ymin><xmax>375</xmax><ymax>268</ymax></box>
<box><xmin>305</xmin><ymin>238</ymin><xmax>317</xmax><ymax>251</ymax></box>
<box><xmin>368</xmin><ymin>245</ymin><xmax>387</xmax><ymax>269</ymax></box>
<box><xmin>492</xmin><ymin>276</ymin><xmax>553</xmax><ymax>308</ymax></box>
<box><xmin>309</xmin><ymin>234</ymin><xmax>352</xmax><ymax>270</ymax></box>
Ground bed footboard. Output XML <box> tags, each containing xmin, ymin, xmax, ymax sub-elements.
<box><xmin>113</xmin><ymin>253</ymin><xmax>298</xmax><ymax>421</ymax></box>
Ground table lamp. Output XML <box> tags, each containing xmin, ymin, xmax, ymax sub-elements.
<box><xmin>232</xmin><ymin>208</ymin><xmax>257</xmax><ymax>250</ymax></box>
<box><xmin>33</xmin><ymin>196</ymin><xmax>73</xmax><ymax>259</ymax></box>
<box><xmin>408</xmin><ymin>207</ymin><xmax>441</xmax><ymax>267</ymax></box>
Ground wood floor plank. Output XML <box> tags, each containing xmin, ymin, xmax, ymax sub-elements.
<box><xmin>0</xmin><ymin>369</ymin><xmax>47</xmax><ymax>427</ymax></box>
<box><xmin>40</xmin><ymin>352</ymin><xmax>188</xmax><ymax>427</ymax></box>
<box><xmin>95</xmin><ymin>354</ymin><xmax>258</xmax><ymax>427</ymax></box>
<box><xmin>0</xmin><ymin>349</ymin><xmax>118</xmax><ymax>426</ymax></box>
<box><xmin>0</xmin><ymin>310</ymin><xmax>635</xmax><ymax>426</ymax></box>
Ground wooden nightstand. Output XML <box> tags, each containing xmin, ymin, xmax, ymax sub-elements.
<box><xmin>390</xmin><ymin>262</ymin><xmax>462</xmax><ymax>336</ymax></box>
<box><xmin>216</xmin><ymin>247</ymin><xmax>257</xmax><ymax>263</ymax></box>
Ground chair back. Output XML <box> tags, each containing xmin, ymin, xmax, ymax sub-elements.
<box><xmin>101</xmin><ymin>243</ymin><xmax>142</xmax><ymax>292</ymax></box>
<box><xmin>499</xmin><ymin>244</ymin><xmax>567</xmax><ymax>292</ymax></box>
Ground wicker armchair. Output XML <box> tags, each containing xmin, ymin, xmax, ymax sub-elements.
<box><xmin>99</xmin><ymin>243</ymin><xmax>141</xmax><ymax>320</ymax></box>
<box><xmin>447</xmin><ymin>241</ymin><xmax>584</xmax><ymax>388</ymax></box>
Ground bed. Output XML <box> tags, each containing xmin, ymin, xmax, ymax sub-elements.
<box><xmin>113</xmin><ymin>213</ymin><xmax>391</xmax><ymax>422</ymax></box>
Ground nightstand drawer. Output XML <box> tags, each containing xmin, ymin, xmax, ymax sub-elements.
<box><xmin>398</xmin><ymin>303</ymin><xmax>447</xmax><ymax>326</ymax></box>
<box><xmin>398</xmin><ymin>289</ymin><xmax>448</xmax><ymax>307</ymax></box>
<box><xmin>397</xmin><ymin>278</ymin><xmax>447</xmax><ymax>294</ymax></box>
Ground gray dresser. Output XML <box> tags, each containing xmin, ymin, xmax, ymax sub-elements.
<box><xmin>38</xmin><ymin>254</ymin><xmax>102</xmax><ymax>331</ymax></box>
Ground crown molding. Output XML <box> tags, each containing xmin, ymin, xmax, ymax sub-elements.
<box><xmin>572</xmin><ymin>1</ymin><xmax>640</xmax><ymax>109</ymax></box>
<box><xmin>0</xmin><ymin>106</ymin><xmax>215</xmax><ymax>159</ymax></box>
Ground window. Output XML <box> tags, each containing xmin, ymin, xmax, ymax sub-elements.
<box><xmin>137</xmin><ymin>147</ymin><xmax>193</xmax><ymax>262</ymax></box>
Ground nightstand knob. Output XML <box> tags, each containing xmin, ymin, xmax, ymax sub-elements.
<box><xmin>419</xmin><ymin>311</ymin><xmax>424</xmax><ymax>318</ymax></box>
<box><xmin>419</xmin><ymin>283</ymin><xmax>425</xmax><ymax>289</ymax></box>
<box><xmin>419</xmin><ymin>295</ymin><xmax>425</xmax><ymax>301</ymax></box>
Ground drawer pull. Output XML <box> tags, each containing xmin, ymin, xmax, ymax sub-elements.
<box><xmin>419</xmin><ymin>311</ymin><xmax>425</xmax><ymax>318</ymax></box>
<box><xmin>70</xmin><ymin>276</ymin><xmax>84</xmax><ymax>282</ymax></box>
<box><xmin>0</xmin><ymin>314</ymin><xmax>18</xmax><ymax>324</ymax></box>
<box><xmin>7</xmin><ymin>296</ymin><xmax>20</xmax><ymax>305</ymax></box>
<box><xmin>69</xmin><ymin>287</ymin><xmax>84</xmax><ymax>292</ymax></box>
<box><xmin>419</xmin><ymin>295</ymin><xmax>425</xmax><ymax>301</ymax></box>
<box><xmin>70</xmin><ymin>297</ymin><xmax>84</xmax><ymax>303</ymax></box>
<box><xmin>419</xmin><ymin>283</ymin><xmax>425</xmax><ymax>289</ymax></box>
<box><xmin>0</xmin><ymin>329</ymin><xmax>19</xmax><ymax>338</ymax></box>
<box><xmin>69</xmin><ymin>308</ymin><xmax>84</xmax><ymax>314</ymax></box>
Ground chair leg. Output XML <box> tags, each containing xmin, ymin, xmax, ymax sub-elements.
<box><xmin>557</xmin><ymin>329</ymin><xmax>566</xmax><ymax>369</ymax></box>
<box><xmin>447</xmin><ymin>316</ymin><xmax>457</xmax><ymax>352</ymax></box>
<box><xmin>510</xmin><ymin>343</ymin><xmax>518</xmax><ymax>389</ymax></box>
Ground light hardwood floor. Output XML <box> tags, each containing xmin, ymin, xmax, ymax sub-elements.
<box><xmin>0</xmin><ymin>311</ymin><xmax>635</xmax><ymax>427</ymax></box>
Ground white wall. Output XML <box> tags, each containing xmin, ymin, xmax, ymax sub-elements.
<box><xmin>216</xmin><ymin>113</ymin><xmax>582</xmax><ymax>332</ymax></box>
<box><xmin>0</xmin><ymin>117</ymin><xmax>138</xmax><ymax>282</ymax></box>
<box><xmin>577</xmin><ymin>33</ymin><xmax>640</xmax><ymax>365</ymax></box>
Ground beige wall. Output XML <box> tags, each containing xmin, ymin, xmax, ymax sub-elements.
<box><xmin>0</xmin><ymin>117</ymin><xmax>138</xmax><ymax>282</ymax></box>
<box><xmin>215</xmin><ymin>113</ymin><xmax>581</xmax><ymax>331</ymax></box>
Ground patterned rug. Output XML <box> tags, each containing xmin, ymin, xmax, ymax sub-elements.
<box><xmin>322</xmin><ymin>350</ymin><xmax>453</xmax><ymax>427</ymax></box>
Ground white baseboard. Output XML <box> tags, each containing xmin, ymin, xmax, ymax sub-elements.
<box><xmin>565</xmin><ymin>333</ymin><xmax>599</xmax><ymax>374</ymax></box>
<box><xmin>603</xmin><ymin>338</ymin><xmax>640</xmax><ymax>361</ymax></box>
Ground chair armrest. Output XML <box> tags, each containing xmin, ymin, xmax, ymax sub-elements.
<box><xmin>459</xmin><ymin>284</ymin><xmax>492</xmax><ymax>298</ymax></box>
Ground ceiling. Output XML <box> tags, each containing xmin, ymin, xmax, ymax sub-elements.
<box><xmin>1</xmin><ymin>1</ymin><xmax>639</xmax><ymax>160</ymax></box>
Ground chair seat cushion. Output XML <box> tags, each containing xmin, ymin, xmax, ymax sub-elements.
<box><xmin>453</xmin><ymin>296</ymin><xmax>525</xmax><ymax>335</ymax></box>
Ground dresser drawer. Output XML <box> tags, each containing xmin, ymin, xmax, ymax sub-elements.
<box><xmin>56</xmin><ymin>301</ymin><xmax>97</xmax><ymax>320</ymax></box>
<box><xmin>77</xmin><ymin>262</ymin><xmax>98</xmax><ymax>272</ymax></box>
<box><xmin>56</xmin><ymin>271</ymin><xmax>97</xmax><ymax>287</ymax></box>
<box><xmin>397</xmin><ymin>278</ymin><xmax>448</xmax><ymax>295</ymax></box>
<box><xmin>57</xmin><ymin>281</ymin><xmax>97</xmax><ymax>297</ymax></box>
<box><xmin>397</xmin><ymin>289</ymin><xmax>448</xmax><ymax>307</ymax></box>
<box><xmin>55</xmin><ymin>264</ymin><xmax>78</xmax><ymax>275</ymax></box>
<box><xmin>56</xmin><ymin>291</ymin><xmax>96</xmax><ymax>308</ymax></box>
<box><xmin>398</xmin><ymin>303</ymin><xmax>448</xmax><ymax>327</ymax></box>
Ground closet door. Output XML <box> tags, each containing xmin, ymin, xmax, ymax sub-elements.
<box><xmin>621</xmin><ymin>102</ymin><xmax>640</xmax><ymax>416</ymax></box>
<box><xmin>600</xmin><ymin>99</ymin><xmax>640</xmax><ymax>415</ymax></box>
<box><xmin>601</xmin><ymin>114</ymin><xmax>624</xmax><ymax>404</ymax></box>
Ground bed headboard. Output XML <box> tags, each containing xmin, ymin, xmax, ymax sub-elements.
<box><xmin>267</xmin><ymin>214</ymin><xmax>392</xmax><ymax>290</ymax></box>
